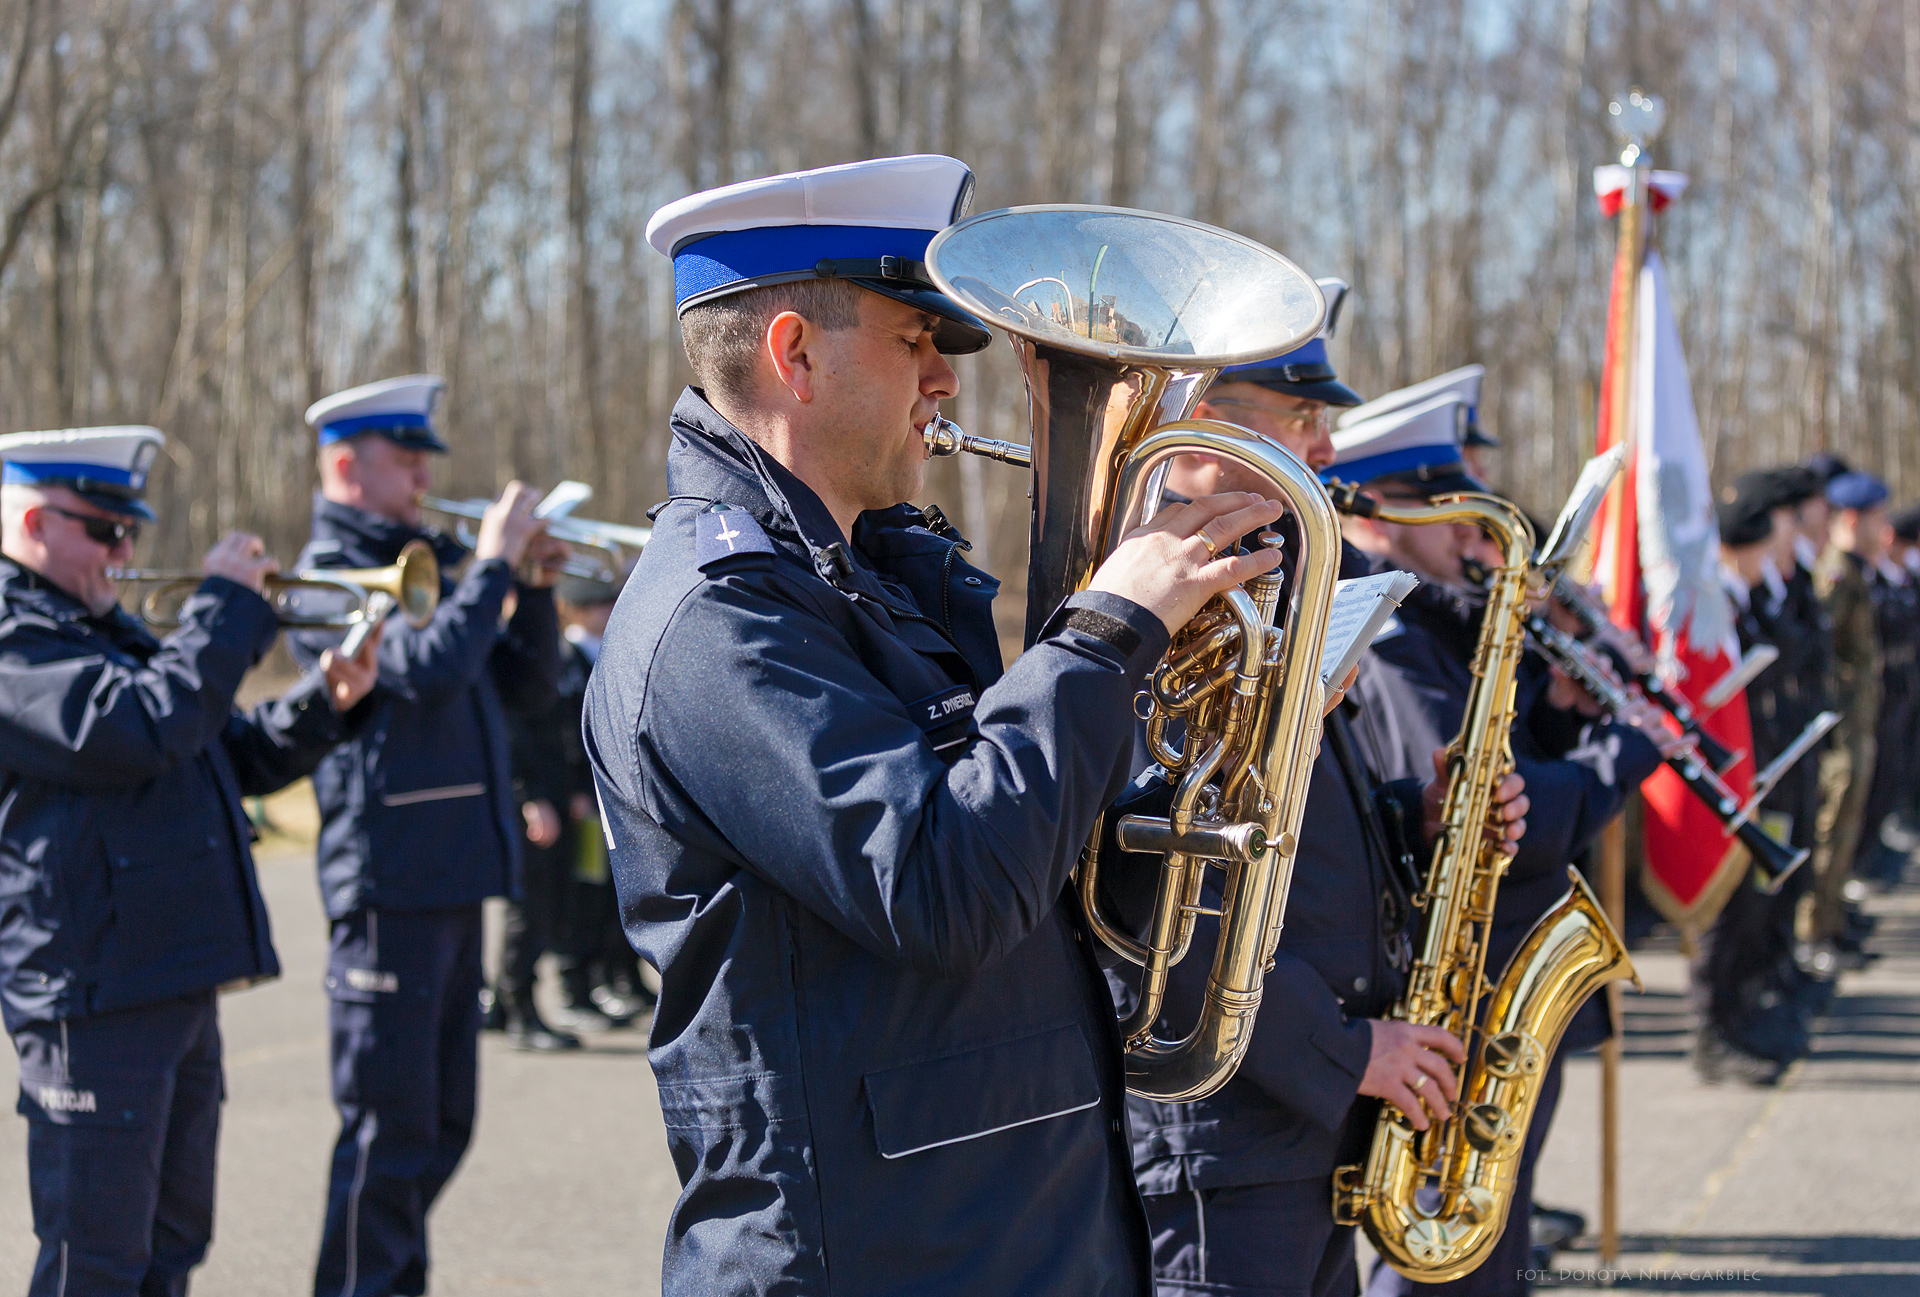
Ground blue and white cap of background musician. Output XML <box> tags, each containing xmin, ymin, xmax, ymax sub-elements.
<box><xmin>1328</xmin><ymin>392</ymin><xmax>1485</xmax><ymax>497</ymax></box>
<box><xmin>645</xmin><ymin>154</ymin><xmax>990</xmax><ymax>355</ymax></box>
<box><xmin>0</xmin><ymin>426</ymin><xmax>165</xmax><ymax>520</ymax></box>
<box><xmin>1339</xmin><ymin>364</ymin><xmax>1497</xmax><ymax>449</ymax></box>
<box><xmin>1213</xmin><ymin>278</ymin><xmax>1362</xmax><ymax>407</ymax></box>
<box><xmin>305</xmin><ymin>374</ymin><xmax>449</xmax><ymax>452</ymax></box>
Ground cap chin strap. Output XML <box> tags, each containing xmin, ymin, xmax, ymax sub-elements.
<box><xmin>812</xmin><ymin>256</ymin><xmax>935</xmax><ymax>291</ymax></box>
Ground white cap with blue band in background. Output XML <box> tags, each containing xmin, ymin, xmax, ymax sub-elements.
<box><xmin>306</xmin><ymin>374</ymin><xmax>449</xmax><ymax>452</ymax></box>
<box><xmin>1328</xmin><ymin>392</ymin><xmax>1486</xmax><ymax>497</ymax></box>
<box><xmin>645</xmin><ymin>154</ymin><xmax>991</xmax><ymax>355</ymax></box>
<box><xmin>0</xmin><ymin>426</ymin><xmax>166</xmax><ymax>520</ymax></box>
<box><xmin>1340</xmin><ymin>364</ymin><xmax>1498</xmax><ymax>450</ymax></box>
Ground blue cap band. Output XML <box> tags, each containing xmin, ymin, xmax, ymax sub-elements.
<box><xmin>1325</xmin><ymin>443</ymin><xmax>1467</xmax><ymax>485</ymax></box>
<box><xmin>1221</xmin><ymin>337</ymin><xmax>1329</xmax><ymax>379</ymax></box>
<box><xmin>3</xmin><ymin>460</ymin><xmax>137</xmax><ymax>488</ymax></box>
<box><xmin>318</xmin><ymin>410</ymin><xmax>433</xmax><ymax>445</ymax></box>
<box><xmin>672</xmin><ymin>224</ymin><xmax>937</xmax><ymax>309</ymax></box>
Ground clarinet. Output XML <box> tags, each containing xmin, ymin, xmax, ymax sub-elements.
<box><xmin>1525</xmin><ymin>615</ymin><xmax>1807</xmax><ymax>890</ymax></box>
<box><xmin>1548</xmin><ymin>576</ymin><xmax>1740</xmax><ymax>774</ymax></box>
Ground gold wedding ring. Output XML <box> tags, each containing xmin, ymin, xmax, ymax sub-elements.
<box><xmin>1411</xmin><ymin>1073</ymin><xmax>1428</xmax><ymax>1091</ymax></box>
<box><xmin>1198</xmin><ymin>530</ymin><xmax>1218</xmax><ymax>558</ymax></box>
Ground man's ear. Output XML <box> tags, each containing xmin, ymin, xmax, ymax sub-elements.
<box><xmin>766</xmin><ymin>310</ymin><xmax>815</xmax><ymax>403</ymax></box>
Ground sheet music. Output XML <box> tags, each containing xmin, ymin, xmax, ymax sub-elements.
<box><xmin>1318</xmin><ymin>570</ymin><xmax>1421</xmax><ymax>689</ymax></box>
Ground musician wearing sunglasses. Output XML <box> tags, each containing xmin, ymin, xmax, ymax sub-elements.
<box><xmin>0</xmin><ymin>425</ymin><xmax>382</xmax><ymax>1297</ymax></box>
<box><xmin>284</xmin><ymin>374</ymin><xmax>567</xmax><ymax>1297</ymax></box>
<box><xmin>583</xmin><ymin>157</ymin><xmax>1302</xmax><ymax>1296</ymax></box>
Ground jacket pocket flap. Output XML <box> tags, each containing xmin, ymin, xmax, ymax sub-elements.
<box><xmin>863</xmin><ymin>1023</ymin><xmax>1102</xmax><ymax>1159</ymax></box>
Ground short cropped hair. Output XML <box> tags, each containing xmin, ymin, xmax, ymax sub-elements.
<box><xmin>679</xmin><ymin>278</ymin><xmax>866</xmax><ymax>404</ymax></box>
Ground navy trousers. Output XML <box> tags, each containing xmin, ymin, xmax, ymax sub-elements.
<box><xmin>1142</xmin><ymin>1175</ymin><xmax>1359</xmax><ymax>1296</ymax></box>
<box><xmin>315</xmin><ymin>906</ymin><xmax>484</xmax><ymax>1297</ymax></box>
<box><xmin>11</xmin><ymin>992</ymin><xmax>223</xmax><ymax>1297</ymax></box>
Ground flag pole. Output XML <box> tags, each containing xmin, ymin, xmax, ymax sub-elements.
<box><xmin>1596</xmin><ymin>89</ymin><xmax>1659</xmax><ymax>1283</ymax></box>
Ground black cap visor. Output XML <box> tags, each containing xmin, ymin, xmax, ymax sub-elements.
<box><xmin>1220</xmin><ymin>370</ymin><xmax>1363</xmax><ymax>408</ymax></box>
<box><xmin>852</xmin><ymin>281</ymin><xmax>991</xmax><ymax>354</ymax></box>
<box><xmin>73</xmin><ymin>486</ymin><xmax>155</xmax><ymax>522</ymax></box>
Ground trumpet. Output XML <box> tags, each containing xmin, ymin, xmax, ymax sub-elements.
<box><xmin>420</xmin><ymin>480</ymin><xmax>650</xmax><ymax>582</ymax></box>
<box><xmin>114</xmin><ymin>539</ymin><xmax>441</xmax><ymax>638</ymax></box>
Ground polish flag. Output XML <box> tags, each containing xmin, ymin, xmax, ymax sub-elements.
<box><xmin>1589</xmin><ymin>170</ymin><xmax>1757</xmax><ymax>932</ymax></box>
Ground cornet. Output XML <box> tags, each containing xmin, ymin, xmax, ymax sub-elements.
<box><xmin>420</xmin><ymin>480</ymin><xmax>650</xmax><ymax>583</ymax></box>
<box><xmin>115</xmin><ymin>539</ymin><xmax>440</xmax><ymax>636</ymax></box>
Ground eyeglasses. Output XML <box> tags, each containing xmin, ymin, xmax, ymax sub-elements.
<box><xmin>47</xmin><ymin>506</ymin><xmax>141</xmax><ymax>548</ymax></box>
<box><xmin>1205</xmin><ymin>398</ymin><xmax>1333</xmax><ymax>435</ymax></box>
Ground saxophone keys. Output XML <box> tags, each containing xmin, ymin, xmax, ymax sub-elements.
<box><xmin>1480</xmin><ymin>1031</ymin><xmax>1544</xmax><ymax>1079</ymax></box>
<box><xmin>1401</xmin><ymin>1219</ymin><xmax>1453</xmax><ymax>1267</ymax></box>
<box><xmin>1462</xmin><ymin>1102</ymin><xmax>1521</xmax><ymax>1158</ymax></box>
<box><xmin>1456</xmin><ymin>1185</ymin><xmax>1498</xmax><ymax>1226</ymax></box>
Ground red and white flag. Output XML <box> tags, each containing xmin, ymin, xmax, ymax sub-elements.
<box><xmin>1589</xmin><ymin>169</ymin><xmax>1757</xmax><ymax>931</ymax></box>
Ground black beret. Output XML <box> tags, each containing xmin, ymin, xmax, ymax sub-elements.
<box><xmin>1892</xmin><ymin>504</ymin><xmax>1920</xmax><ymax>543</ymax></box>
<box><xmin>1805</xmin><ymin>451</ymin><xmax>1854</xmax><ymax>485</ymax></box>
<box><xmin>1717</xmin><ymin>495</ymin><xmax>1774</xmax><ymax>548</ymax></box>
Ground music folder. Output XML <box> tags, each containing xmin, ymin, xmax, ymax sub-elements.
<box><xmin>1318</xmin><ymin>570</ymin><xmax>1421</xmax><ymax>691</ymax></box>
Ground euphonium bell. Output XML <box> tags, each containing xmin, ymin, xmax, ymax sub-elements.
<box><xmin>924</xmin><ymin>205</ymin><xmax>1344</xmax><ymax>1101</ymax></box>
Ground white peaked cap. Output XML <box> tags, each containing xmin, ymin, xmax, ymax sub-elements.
<box><xmin>305</xmin><ymin>374</ymin><xmax>448</xmax><ymax>449</ymax></box>
<box><xmin>0</xmin><ymin>425</ymin><xmax>167</xmax><ymax>518</ymax></box>
<box><xmin>645</xmin><ymin>154</ymin><xmax>975</xmax><ymax>258</ymax></box>
<box><xmin>1330</xmin><ymin>393</ymin><xmax>1472</xmax><ymax>483</ymax></box>
<box><xmin>1337</xmin><ymin>365</ymin><xmax>1485</xmax><ymax>432</ymax></box>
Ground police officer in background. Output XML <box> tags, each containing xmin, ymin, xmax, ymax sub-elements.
<box><xmin>1854</xmin><ymin>492</ymin><xmax>1918</xmax><ymax>889</ymax></box>
<box><xmin>1808</xmin><ymin>471</ymin><xmax>1889</xmax><ymax>961</ymax></box>
<box><xmin>290</xmin><ymin>376</ymin><xmax>565</xmax><ymax>1297</ymax></box>
<box><xmin>586</xmin><ymin>155</ymin><xmax>1294</xmax><ymax>1295</ymax></box>
<box><xmin>1108</xmin><ymin>324</ymin><xmax>1529</xmax><ymax>1297</ymax></box>
<box><xmin>0</xmin><ymin>426</ymin><xmax>381</xmax><ymax>1296</ymax></box>
<box><xmin>501</xmin><ymin>571</ymin><xmax>650</xmax><ymax>1044</ymax></box>
<box><xmin>1333</xmin><ymin>398</ymin><xmax>1669</xmax><ymax>1297</ymax></box>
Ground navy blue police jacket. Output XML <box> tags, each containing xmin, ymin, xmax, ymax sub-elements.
<box><xmin>0</xmin><ymin>556</ymin><xmax>369</xmax><ymax>1032</ymax></box>
<box><xmin>1114</xmin><ymin>540</ymin><xmax>1430</xmax><ymax>1193</ymax></box>
<box><xmin>290</xmin><ymin>499</ymin><xmax>558</xmax><ymax>919</ymax></box>
<box><xmin>583</xmin><ymin>389</ymin><xmax>1161</xmax><ymax>1297</ymax></box>
<box><xmin>1351</xmin><ymin>579</ymin><xmax>1661</xmax><ymax>1009</ymax></box>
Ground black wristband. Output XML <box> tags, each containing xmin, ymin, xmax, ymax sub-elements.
<box><xmin>1040</xmin><ymin>605</ymin><xmax>1142</xmax><ymax>657</ymax></box>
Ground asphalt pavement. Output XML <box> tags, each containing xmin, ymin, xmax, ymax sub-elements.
<box><xmin>3</xmin><ymin>831</ymin><xmax>1916</xmax><ymax>1295</ymax></box>
<box><xmin>0</xmin><ymin>829</ymin><xmax>679</xmax><ymax>1296</ymax></box>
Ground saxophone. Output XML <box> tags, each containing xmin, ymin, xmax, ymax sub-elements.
<box><xmin>1328</xmin><ymin>487</ymin><xmax>1638</xmax><ymax>1282</ymax></box>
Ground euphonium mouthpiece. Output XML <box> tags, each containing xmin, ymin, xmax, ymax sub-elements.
<box><xmin>922</xmin><ymin>414</ymin><xmax>1033</xmax><ymax>468</ymax></box>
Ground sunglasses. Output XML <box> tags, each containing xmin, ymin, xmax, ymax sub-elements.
<box><xmin>48</xmin><ymin>506</ymin><xmax>142</xmax><ymax>548</ymax></box>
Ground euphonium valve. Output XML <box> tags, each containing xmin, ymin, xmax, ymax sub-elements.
<box><xmin>925</xmin><ymin>203</ymin><xmax>1341</xmax><ymax>1101</ymax></box>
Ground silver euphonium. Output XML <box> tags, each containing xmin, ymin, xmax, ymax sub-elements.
<box><xmin>923</xmin><ymin>206</ymin><xmax>1344</xmax><ymax>1101</ymax></box>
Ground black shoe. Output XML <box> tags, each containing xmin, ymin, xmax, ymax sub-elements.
<box><xmin>592</xmin><ymin>983</ymin><xmax>654</xmax><ymax>1024</ymax></box>
<box><xmin>480</xmin><ymin>985</ymin><xmax>507</xmax><ymax>1032</ymax></box>
<box><xmin>504</xmin><ymin>997</ymin><xmax>583</xmax><ymax>1052</ymax></box>
<box><xmin>507</xmin><ymin>1017</ymin><xmax>584</xmax><ymax>1052</ymax></box>
<box><xmin>1693</xmin><ymin>1027</ymin><xmax>1785</xmax><ymax>1086</ymax></box>
<box><xmin>1530</xmin><ymin>1203</ymin><xmax>1587</xmax><ymax>1253</ymax></box>
<box><xmin>549</xmin><ymin>1001</ymin><xmax>618</xmax><ymax>1033</ymax></box>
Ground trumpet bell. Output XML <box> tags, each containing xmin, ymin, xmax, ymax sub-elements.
<box><xmin>324</xmin><ymin>539</ymin><xmax>440</xmax><ymax>629</ymax></box>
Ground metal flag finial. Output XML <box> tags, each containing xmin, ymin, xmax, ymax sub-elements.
<box><xmin>1607</xmin><ymin>87</ymin><xmax>1666</xmax><ymax>167</ymax></box>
